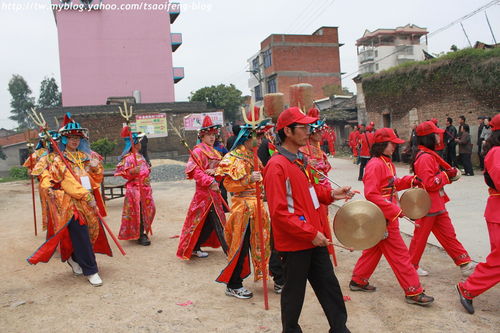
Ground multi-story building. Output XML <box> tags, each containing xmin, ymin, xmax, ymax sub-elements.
<box><xmin>248</xmin><ymin>27</ymin><xmax>342</xmax><ymax>105</ymax></box>
<box><xmin>356</xmin><ymin>24</ymin><xmax>428</xmax><ymax>75</ymax></box>
<box><xmin>51</xmin><ymin>0</ymin><xmax>184</xmax><ymax>106</ymax></box>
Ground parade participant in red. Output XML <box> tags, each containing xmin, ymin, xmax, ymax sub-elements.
<box><xmin>115</xmin><ymin>130</ymin><xmax>156</xmax><ymax>246</ymax></box>
<box><xmin>349</xmin><ymin>128</ymin><xmax>435</xmax><ymax>306</ymax></box>
<box><xmin>263</xmin><ymin>106</ymin><xmax>353</xmax><ymax>333</ymax></box>
<box><xmin>321</xmin><ymin>125</ymin><xmax>336</xmax><ymax>156</ymax></box>
<box><xmin>457</xmin><ymin>113</ymin><xmax>500</xmax><ymax>314</ymax></box>
<box><xmin>431</xmin><ymin>118</ymin><xmax>446</xmax><ymax>157</ymax></box>
<box><xmin>299</xmin><ymin>108</ymin><xmax>337</xmax><ymax>264</ymax></box>
<box><xmin>409</xmin><ymin>121</ymin><xmax>473</xmax><ymax>276</ymax></box>
<box><xmin>349</xmin><ymin>125</ymin><xmax>360</xmax><ymax>163</ymax></box>
<box><xmin>357</xmin><ymin>124</ymin><xmax>373</xmax><ymax>180</ymax></box>
<box><xmin>177</xmin><ymin>115</ymin><xmax>228</xmax><ymax>259</ymax></box>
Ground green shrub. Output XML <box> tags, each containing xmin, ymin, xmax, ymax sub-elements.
<box><xmin>9</xmin><ymin>166</ymin><xmax>29</xmax><ymax>179</ymax></box>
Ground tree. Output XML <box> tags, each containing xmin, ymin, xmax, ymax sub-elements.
<box><xmin>8</xmin><ymin>74</ymin><xmax>35</xmax><ymax>129</ymax></box>
<box><xmin>38</xmin><ymin>77</ymin><xmax>62</xmax><ymax>108</ymax></box>
<box><xmin>450</xmin><ymin>44</ymin><xmax>459</xmax><ymax>52</ymax></box>
<box><xmin>90</xmin><ymin>138</ymin><xmax>117</xmax><ymax>162</ymax></box>
<box><xmin>189</xmin><ymin>84</ymin><xmax>244</xmax><ymax>121</ymax></box>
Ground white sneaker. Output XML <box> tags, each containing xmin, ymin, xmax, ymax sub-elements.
<box><xmin>87</xmin><ymin>273</ymin><xmax>103</xmax><ymax>287</ymax></box>
<box><xmin>192</xmin><ymin>250</ymin><xmax>208</xmax><ymax>258</ymax></box>
<box><xmin>225</xmin><ymin>287</ymin><xmax>253</xmax><ymax>299</ymax></box>
<box><xmin>67</xmin><ymin>257</ymin><xmax>83</xmax><ymax>276</ymax></box>
<box><xmin>460</xmin><ymin>262</ymin><xmax>476</xmax><ymax>277</ymax></box>
<box><xmin>417</xmin><ymin>267</ymin><xmax>429</xmax><ymax>276</ymax></box>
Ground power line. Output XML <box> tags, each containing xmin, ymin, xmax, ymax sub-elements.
<box><xmin>298</xmin><ymin>0</ymin><xmax>337</xmax><ymax>34</ymax></box>
<box><xmin>289</xmin><ymin>0</ymin><xmax>331</xmax><ymax>34</ymax></box>
<box><xmin>284</xmin><ymin>0</ymin><xmax>318</xmax><ymax>33</ymax></box>
<box><xmin>342</xmin><ymin>0</ymin><xmax>500</xmax><ymax>80</ymax></box>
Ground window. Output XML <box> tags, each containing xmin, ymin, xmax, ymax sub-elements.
<box><xmin>255</xmin><ymin>85</ymin><xmax>263</xmax><ymax>101</ymax></box>
<box><xmin>374</xmin><ymin>50</ymin><xmax>378</xmax><ymax>57</ymax></box>
<box><xmin>252</xmin><ymin>57</ymin><xmax>259</xmax><ymax>71</ymax></box>
<box><xmin>263</xmin><ymin>49</ymin><xmax>272</xmax><ymax>68</ymax></box>
<box><xmin>267</xmin><ymin>78</ymin><xmax>277</xmax><ymax>93</ymax></box>
<box><xmin>375</xmin><ymin>63</ymin><xmax>379</xmax><ymax>71</ymax></box>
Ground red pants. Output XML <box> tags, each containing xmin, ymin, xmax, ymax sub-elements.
<box><xmin>459</xmin><ymin>222</ymin><xmax>500</xmax><ymax>299</ymax></box>
<box><xmin>352</xmin><ymin>220</ymin><xmax>423</xmax><ymax>296</ymax></box>
<box><xmin>409</xmin><ymin>211</ymin><xmax>470</xmax><ymax>268</ymax></box>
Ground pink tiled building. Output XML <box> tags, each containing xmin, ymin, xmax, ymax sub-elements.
<box><xmin>51</xmin><ymin>0</ymin><xmax>183</xmax><ymax>106</ymax></box>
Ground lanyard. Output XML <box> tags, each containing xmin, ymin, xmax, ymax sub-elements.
<box><xmin>66</xmin><ymin>151</ymin><xmax>85</xmax><ymax>171</ymax></box>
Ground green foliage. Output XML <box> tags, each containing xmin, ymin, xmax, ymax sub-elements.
<box><xmin>90</xmin><ymin>138</ymin><xmax>117</xmax><ymax>162</ymax></box>
<box><xmin>38</xmin><ymin>77</ymin><xmax>62</xmax><ymax>108</ymax></box>
<box><xmin>9</xmin><ymin>166</ymin><xmax>29</xmax><ymax>180</ymax></box>
<box><xmin>362</xmin><ymin>48</ymin><xmax>500</xmax><ymax>109</ymax></box>
<box><xmin>189</xmin><ymin>84</ymin><xmax>244</xmax><ymax>121</ymax></box>
<box><xmin>8</xmin><ymin>74</ymin><xmax>35</xmax><ymax>129</ymax></box>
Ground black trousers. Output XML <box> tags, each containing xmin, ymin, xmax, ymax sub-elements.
<box><xmin>280</xmin><ymin>247</ymin><xmax>348</xmax><ymax>333</ymax></box>
<box><xmin>445</xmin><ymin>143</ymin><xmax>456</xmax><ymax>166</ymax></box>
<box><xmin>460</xmin><ymin>153</ymin><xmax>474</xmax><ymax>175</ymax></box>
<box><xmin>228</xmin><ymin>226</ymin><xmax>251</xmax><ymax>289</ymax></box>
<box><xmin>195</xmin><ymin>206</ymin><xmax>228</xmax><ymax>253</ymax></box>
<box><xmin>269</xmin><ymin>231</ymin><xmax>285</xmax><ymax>285</ymax></box>
<box><xmin>478</xmin><ymin>144</ymin><xmax>484</xmax><ymax>169</ymax></box>
<box><xmin>358</xmin><ymin>157</ymin><xmax>370</xmax><ymax>181</ymax></box>
<box><xmin>68</xmin><ymin>217</ymin><xmax>98</xmax><ymax>276</ymax></box>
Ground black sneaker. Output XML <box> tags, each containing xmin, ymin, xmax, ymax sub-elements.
<box><xmin>405</xmin><ymin>292</ymin><xmax>434</xmax><ymax>306</ymax></box>
<box><xmin>225</xmin><ymin>287</ymin><xmax>253</xmax><ymax>299</ymax></box>
<box><xmin>137</xmin><ymin>234</ymin><xmax>151</xmax><ymax>246</ymax></box>
<box><xmin>349</xmin><ymin>280</ymin><xmax>376</xmax><ymax>292</ymax></box>
<box><xmin>274</xmin><ymin>283</ymin><xmax>284</xmax><ymax>294</ymax></box>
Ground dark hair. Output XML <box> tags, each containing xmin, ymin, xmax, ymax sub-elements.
<box><xmin>410</xmin><ymin>133</ymin><xmax>436</xmax><ymax>171</ymax></box>
<box><xmin>232</xmin><ymin>124</ymin><xmax>241</xmax><ymax>136</ymax></box>
<box><xmin>370</xmin><ymin>142</ymin><xmax>388</xmax><ymax>157</ymax></box>
<box><xmin>277</xmin><ymin>122</ymin><xmax>299</xmax><ymax>143</ymax></box>
<box><xmin>462</xmin><ymin>124</ymin><xmax>470</xmax><ymax>133</ymax></box>
<box><xmin>459</xmin><ymin>115</ymin><xmax>466</xmax><ymax>122</ymax></box>
<box><xmin>482</xmin><ymin>130</ymin><xmax>500</xmax><ymax>156</ymax></box>
<box><xmin>447</xmin><ymin>117</ymin><xmax>453</xmax><ymax>124</ymax></box>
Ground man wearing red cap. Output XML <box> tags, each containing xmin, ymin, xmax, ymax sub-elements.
<box><xmin>348</xmin><ymin>125</ymin><xmax>360</xmax><ymax>163</ymax></box>
<box><xmin>349</xmin><ymin>128</ymin><xmax>435</xmax><ymax>306</ymax></box>
<box><xmin>457</xmin><ymin>113</ymin><xmax>500</xmax><ymax>314</ymax></box>
<box><xmin>409</xmin><ymin>121</ymin><xmax>473</xmax><ymax>277</ymax></box>
<box><xmin>263</xmin><ymin>106</ymin><xmax>353</xmax><ymax>333</ymax></box>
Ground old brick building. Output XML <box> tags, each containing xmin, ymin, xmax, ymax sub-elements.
<box><xmin>248</xmin><ymin>27</ymin><xmax>343</xmax><ymax>105</ymax></box>
<box><xmin>41</xmin><ymin>101</ymin><xmax>216</xmax><ymax>160</ymax></box>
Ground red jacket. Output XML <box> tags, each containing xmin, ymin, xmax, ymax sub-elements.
<box><xmin>349</xmin><ymin>130</ymin><xmax>360</xmax><ymax>156</ymax></box>
<box><xmin>358</xmin><ymin>131</ymin><xmax>373</xmax><ymax>157</ymax></box>
<box><xmin>484</xmin><ymin>146</ymin><xmax>500</xmax><ymax>223</ymax></box>
<box><xmin>413</xmin><ymin>151</ymin><xmax>450</xmax><ymax>214</ymax></box>
<box><xmin>364</xmin><ymin>155</ymin><xmax>414</xmax><ymax>222</ymax></box>
<box><xmin>263</xmin><ymin>148</ymin><xmax>334</xmax><ymax>252</ymax></box>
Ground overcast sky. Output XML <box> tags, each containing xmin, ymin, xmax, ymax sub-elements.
<box><xmin>0</xmin><ymin>0</ymin><xmax>498</xmax><ymax>129</ymax></box>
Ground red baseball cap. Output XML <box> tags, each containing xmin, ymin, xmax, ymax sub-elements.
<box><xmin>276</xmin><ymin>106</ymin><xmax>318</xmax><ymax>130</ymax></box>
<box><xmin>416</xmin><ymin>121</ymin><xmax>445</xmax><ymax>136</ymax></box>
<box><xmin>490</xmin><ymin>113</ymin><xmax>500</xmax><ymax>131</ymax></box>
<box><xmin>374</xmin><ymin>128</ymin><xmax>405</xmax><ymax>144</ymax></box>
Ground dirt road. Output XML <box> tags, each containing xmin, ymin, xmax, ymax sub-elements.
<box><xmin>0</xmin><ymin>178</ymin><xmax>498</xmax><ymax>332</ymax></box>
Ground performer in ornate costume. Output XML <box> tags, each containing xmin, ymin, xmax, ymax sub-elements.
<box><xmin>24</xmin><ymin>131</ymin><xmax>59</xmax><ymax>236</ymax></box>
<box><xmin>215</xmin><ymin>114</ymin><xmax>272</xmax><ymax>299</ymax></box>
<box><xmin>115</xmin><ymin>129</ymin><xmax>155</xmax><ymax>246</ymax></box>
<box><xmin>177</xmin><ymin>115</ymin><xmax>228</xmax><ymax>259</ymax></box>
<box><xmin>27</xmin><ymin>113</ymin><xmax>112</xmax><ymax>287</ymax></box>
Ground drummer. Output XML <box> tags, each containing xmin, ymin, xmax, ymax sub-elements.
<box><xmin>349</xmin><ymin>128</ymin><xmax>435</xmax><ymax>306</ymax></box>
<box><xmin>408</xmin><ymin>121</ymin><xmax>474</xmax><ymax>277</ymax></box>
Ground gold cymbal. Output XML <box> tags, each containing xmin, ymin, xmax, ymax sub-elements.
<box><xmin>400</xmin><ymin>188</ymin><xmax>431</xmax><ymax>220</ymax></box>
<box><xmin>333</xmin><ymin>200</ymin><xmax>386</xmax><ymax>251</ymax></box>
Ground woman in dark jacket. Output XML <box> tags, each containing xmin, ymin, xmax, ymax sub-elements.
<box><xmin>456</xmin><ymin>124</ymin><xmax>474</xmax><ymax>176</ymax></box>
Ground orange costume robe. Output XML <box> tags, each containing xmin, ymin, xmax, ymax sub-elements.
<box><xmin>27</xmin><ymin>150</ymin><xmax>112</xmax><ymax>264</ymax></box>
<box><xmin>215</xmin><ymin>145</ymin><xmax>271</xmax><ymax>284</ymax></box>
